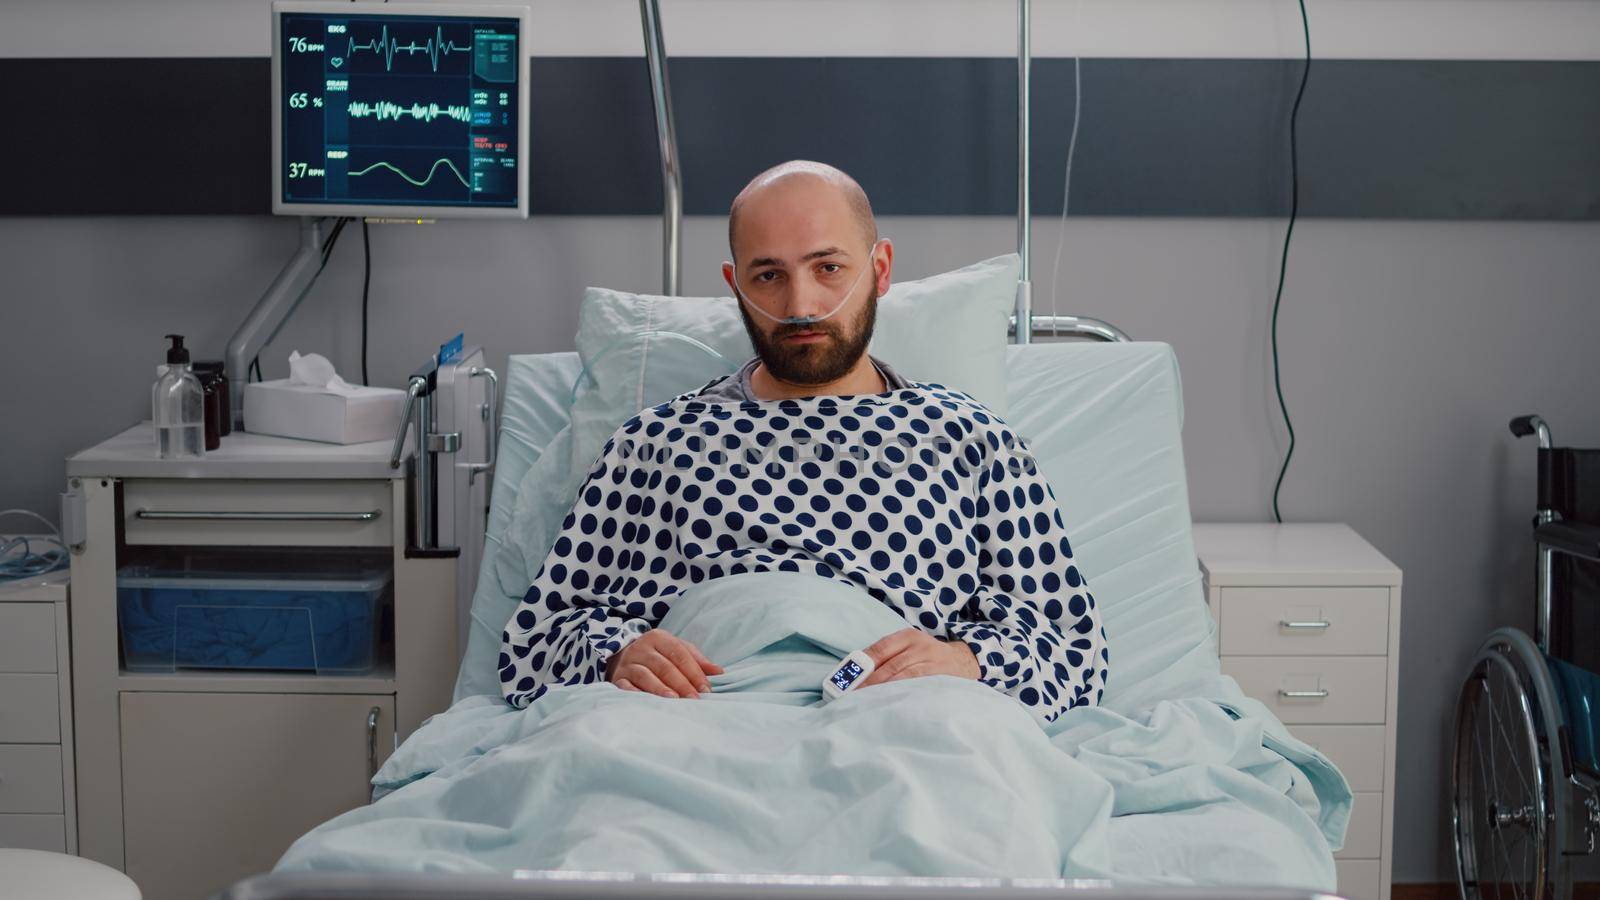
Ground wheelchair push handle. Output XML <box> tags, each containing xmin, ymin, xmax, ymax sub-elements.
<box><xmin>1509</xmin><ymin>415</ymin><xmax>1553</xmax><ymax>449</ymax></box>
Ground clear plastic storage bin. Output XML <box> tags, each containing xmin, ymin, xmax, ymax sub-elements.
<box><xmin>117</xmin><ymin>563</ymin><xmax>391</xmax><ymax>674</ymax></box>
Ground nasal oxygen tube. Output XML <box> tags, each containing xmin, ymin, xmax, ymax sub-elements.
<box><xmin>732</xmin><ymin>240</ymin><xmax>885</xmax><ymax>326</ymax></box>
<box><xmin>567</xmin><ymin>241</ymin><xmax>888</xmax><ymax>402</ymax></box>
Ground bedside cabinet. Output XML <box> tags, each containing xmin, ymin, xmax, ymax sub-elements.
<box><xmin>0</xmin><ymin>565</ymin><xmax>77</xmax><ymax>855</ymax></box>
<box><xmin>66</xmin><ymin>425</ymin><xmax>460</xmax><ymax>900</ymax></box>
<box><xmin>1193</xmin><ymin>523</ymin><xmax>1401</xmax><ymax>900</ymax></box>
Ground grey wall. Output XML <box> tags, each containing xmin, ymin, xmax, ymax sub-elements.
<box><xmin>4</xmin><ymin>212</ymin><xmax>1599</xmax><ymax>881</ymax></box>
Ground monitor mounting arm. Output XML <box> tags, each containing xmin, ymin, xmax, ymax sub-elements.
<box><xmin>224</xmin><ymin>216</ymin><xmax>333</xmax><ymax>425</ymax></box>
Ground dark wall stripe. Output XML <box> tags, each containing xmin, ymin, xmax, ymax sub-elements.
<box><xmin>2</xmin><ymin>56</ymin><xmax>1596</xmax><ymax>219</ymax></box>
<box><xmin>1</xmin><ymin>58</ymin><xmax>272</xmax><ymax>216</ymax></box>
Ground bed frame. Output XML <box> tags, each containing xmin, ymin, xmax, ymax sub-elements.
<box><xmin>222</xmin><ymin>871</ymin><xmax>1338</xmax><ymax>900</ymax></box>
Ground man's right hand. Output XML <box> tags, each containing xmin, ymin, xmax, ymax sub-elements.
<box><xmin>606</xmin><ymin>629</ymin><xmax>724</xmax><ymax>699</ymax></box>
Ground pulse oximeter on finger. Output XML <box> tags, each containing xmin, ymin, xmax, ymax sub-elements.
<box><xmin>822</xmin><ymin>650</ymin><xmax>876</xmax><ymax>701</ymax></box>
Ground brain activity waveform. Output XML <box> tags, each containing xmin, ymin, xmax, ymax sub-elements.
<box><xmin>347</xmin><ymin>100</ymin><xmax>472</xmax><ymax>123</ymax></box>
<box><xmin>349</xmin><ymin>158</ymin><xmax>471</xmax><ymax>190</ymax></box>
<box><xmin>347</xmin><ymin>26</ymin><xmax>471</xmax><ymax>72</ymax></box>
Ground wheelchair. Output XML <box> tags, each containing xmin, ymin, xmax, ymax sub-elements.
<box><xmin>1453</xmin><ymin>415</ymin><xmax>1600</xmax><ymax>899</ymax></box>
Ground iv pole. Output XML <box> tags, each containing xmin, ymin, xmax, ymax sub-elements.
<box><xmin>641</xmin><ymin>0</ymin><xmax>683</xmax><ymax>297</ymax></box>
<box><xmin>1009</xmin><ymin>0</ymin><xmax>1129</xmax><ymax>345</ymax></box>
<box><xmin>1015</xmin><ymin>0</ymin><xmax>1034</xmax><ymax>345</ymax></box>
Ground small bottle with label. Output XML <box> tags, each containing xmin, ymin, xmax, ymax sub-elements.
<box><xmin>152</xmin><ymin>334</ymin><xmax>205</xmax><ymax>459</ymax></box>
<box><xmin>192</xmin><ymin>360</ymin><xmax>231</xmax><ymax>450</ymax></box>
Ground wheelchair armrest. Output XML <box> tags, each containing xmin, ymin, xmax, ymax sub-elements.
<box><xmin>1536</xmin><ymin>521</ymin><xmax>1600</xmax><ymax>563</ymax></box>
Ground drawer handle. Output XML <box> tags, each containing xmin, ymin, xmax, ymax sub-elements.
<box><xmin>1279</xmin><ymin>620</ymin><xmax>1331</xmax><ymax>630</ymax></box>
<box><xmin>366</xmin><ymin>706</ymin><xmax>382</xmax><ymax>802</ymax></box>
<box><xmin>367</xmin><ymin>706</ymin><xmax>381</xmax><ymax>779</ymax></box>
<box><xmin>1279</xmin><ymin>689</ymin><xmax>1330</xmax><ymax>699</ymax></box>
<box><xmin>135</xmin><ymin>509</ymin><xmax>382</xmax><ymax>522</ymax></box>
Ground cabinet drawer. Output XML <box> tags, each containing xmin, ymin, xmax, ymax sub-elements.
<box><xmin>1291</xmin><ymin>725</ymin><xmax>1386</xmax><ymax>793</ymax></box>
<box><xmin>0</xmin><ymin>813</ymin><xmax>65</xmax><ymax>845</ymax></box>
<box><xmin>1335</xmin><ymin>791</ymin><xmax>1383</xmax><ymax>859</ymax></box>
<box><xmin>0</xmin><ymin>604</ymin><xmax>56</xmax><ymax>673</ymax></box>
<box><xmin>0</xmin><ymin>674</ymin><xmax>60</xmax><ymax>742</ymax></box>
<box><xmin>1218</xmin><ymin>587</ymin><xmax>1389</xmax><ymax>656</ymax></box>
<box><xmin>1222</xmin><ymin>656</ymin><xmax>1387</xmax><ymax>724</ymax></box>
<box><xmin>0</xmin><ymin>746</ymin><xmax>63</xmax><ymax>813</ymax></box>
<box><xmin>1334</xmin><ymin>858</ymin><xmax>1380</xmax><ymax>900</ymax></box>
<box><xmin>122</xmin><ymin>691</ymin><xmax>396</xmax><ymax>900</ymax></box>
<box><xmin>124</xmin><ymin>479</ymin><xmax>392</xmax><ymax>547</ymax></box>
<box><xmin>0</xmin><ymin>813</ymin><xmax>65</xmax><ymax>852</ymax></box>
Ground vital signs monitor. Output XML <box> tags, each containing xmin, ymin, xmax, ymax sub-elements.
<box><xmin>271</xmin><ymin>2</ymin><xmax>531</xmax><ymax>218</ymax></box>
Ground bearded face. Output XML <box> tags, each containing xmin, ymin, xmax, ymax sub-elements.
<box><xmin>737</xmin><ymin>287</ymin><xmax>878</xmax><ymax>386</ymax></box>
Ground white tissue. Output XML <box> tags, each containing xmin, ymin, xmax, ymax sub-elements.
<box><xmin>287</xmin><ymin>350</ymin><xmax>362</xmax><ymax>395</ymax></box>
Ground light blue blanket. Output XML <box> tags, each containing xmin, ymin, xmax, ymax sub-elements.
<box><xmin>277</xmin><ymin>573</ymin><xmax>1348</xmax><ymax>889</ymax></box>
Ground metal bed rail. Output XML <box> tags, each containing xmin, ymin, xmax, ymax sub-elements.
<box><xmin>1009</xmin><ymin>315</ymin><xmax>1131</xmax><ymax>343</ymax></box>
<box><xmin>221</xmin><ymin>872</ymin><xmax>1343</xmax><ymax>900</ymax></box>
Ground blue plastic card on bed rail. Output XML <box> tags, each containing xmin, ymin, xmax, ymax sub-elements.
<box><xmin>437</xmin><ymin>333</ymin><xmax>465</xmax><ymax>366</ymax></box>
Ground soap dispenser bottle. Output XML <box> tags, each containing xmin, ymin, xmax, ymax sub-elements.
<box><xmin>153</xmin><ymin>334</ymin><xmax>206</xmax><ymax>459</ymax></box>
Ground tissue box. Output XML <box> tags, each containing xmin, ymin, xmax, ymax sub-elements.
<box><xmin>243</xmin><ymin>379</ymin><xmax>406</xmax><ymax>445</ymax></box>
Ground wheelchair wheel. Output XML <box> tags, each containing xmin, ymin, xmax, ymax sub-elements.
<box><xmin>1453</xmin><ymin>628</ymin><xmax>1571</xmax><ymax>900</ymax></box>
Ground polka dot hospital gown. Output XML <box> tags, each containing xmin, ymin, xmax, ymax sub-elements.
<box><xmin>500</xmin><ymin>381</ymin><xmax>1108</xmax><ymax>724</ymax></box>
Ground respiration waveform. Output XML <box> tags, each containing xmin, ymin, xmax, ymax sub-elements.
<box><xmin>347</xmin><ymin>100</ymin><xmax>472</xmax><ymax>123</ymax></box>
<box><xmin>348</xmin><ymin>157</ymin><xmax>471</xmax><ymax>190</ymax></box>
<box><xmin>347</xmin><ymin>26</ymin><xmax>472</xmax><ymax>72</ymax></box>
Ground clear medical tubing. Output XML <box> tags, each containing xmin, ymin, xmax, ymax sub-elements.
<box><xmin>0</xmin><ymin>509</ymin><xmax>68</xmax><ymax>584</ymax></box>
<box><xmin>569</xmin><ymin>331</ymin><xmax>737</xmax><ymax>405</ymax></box>
<box><xmin>731</xmin><ymin>240</ymin><xmax>885</xmax><ymax>326</ymax></box>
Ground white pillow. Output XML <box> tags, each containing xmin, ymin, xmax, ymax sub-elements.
<box><xmin>556</xmin><ymin>253</ymin><xmax>1018</xmax><ymax>494</ymax></box>
<box><xmin>572</xmin><ymin>253</ymin><xmax>1018</xmax><ymax>418</ymax></box>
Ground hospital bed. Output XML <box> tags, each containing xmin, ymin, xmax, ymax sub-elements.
<box><xmin>218</xmin><ymin>315</ymin><xmax>1353</xmax><ymax>897</ymax></box>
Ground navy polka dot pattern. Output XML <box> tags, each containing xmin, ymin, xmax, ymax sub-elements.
<box><xmin>500</xmin><ymin>382</ymin><xmax>1109</xmax><ymax>722</ymax></box>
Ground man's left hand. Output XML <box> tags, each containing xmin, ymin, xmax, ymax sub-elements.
<box><xmin>857</xmin><ymin>628</ymin><xmax>981</xmax><ymax>688</ymax></box>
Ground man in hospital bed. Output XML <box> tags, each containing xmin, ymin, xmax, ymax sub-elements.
<box><xmin>499</xmin><ymin>161</ymin><xmax>1109</xmax><ymax>723</ymax></box>
<box><xmin>272</xmin><ymin>161</ymin><xmax>1345</xmax><ymax>889</ymax></box>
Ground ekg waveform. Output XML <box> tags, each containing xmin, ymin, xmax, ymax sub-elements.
<box><xmin>348</xmin><ymin>158</ymin><xmax>471</xmax><ymax>190</ymax></box>
<box><xmin>348</xmin><ymin>26</ymin><xmax>472</xmax><ymax>72</ymax></box>
<box><xmin>347</xmin><ymin>100</ymin><xmax>472</xmax><ymax>123</ymax></box>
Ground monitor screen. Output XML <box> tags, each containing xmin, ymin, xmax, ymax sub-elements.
<box><xmin>272</xmin><ymin>2</ymin><xmax>529</xmax><ymax>218</ymax></box>
<box><xmin>831</xmin><ymin>660</ymin><xmax>865</xmax><ymax>692</ymax></box>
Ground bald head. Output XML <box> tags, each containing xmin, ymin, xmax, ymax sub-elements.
<box><xmin>727</xmin><ymin>161</ymin><xmax>877</xmax><ymax>264</ymax></box>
